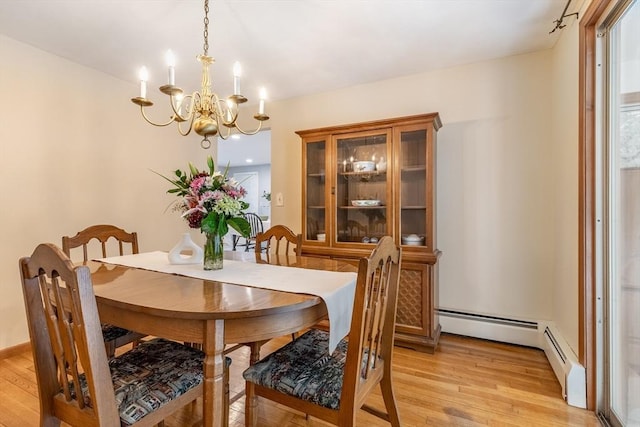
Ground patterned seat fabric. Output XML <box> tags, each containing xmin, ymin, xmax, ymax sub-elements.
<box><xmin>243</xmin><ymin>329</ymin><xmax>348</xmax><ymax>410</ymax></box>
<box><xmin>74</xmin><ymin>338</ymin><xmax>211</xmax><ymax>425</ymax></box>
<box><xmin>101</xmin><ymin>323</ymin><xmax>134</xmax><ymax>342</ymax></box>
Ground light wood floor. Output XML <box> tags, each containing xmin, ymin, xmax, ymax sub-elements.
<box><xmin>0</xmin><ymin>333</ymin><xmax>600</xmax><ymax>427</ymax></box>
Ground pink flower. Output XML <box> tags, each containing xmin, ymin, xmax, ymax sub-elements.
<box><xmin>223</xmin><ymin>184</ymin><xmax>247</xmax><ymax>199</ymax></box>
<box><xmin>190</xmin><ymin>176</ymin><xmax>207</xmax><ymax>193</ymax></box>
<box><xmin>201</xmin><ymin>190</ymin><xmax>224</xmax><ymax>203</ymax></box>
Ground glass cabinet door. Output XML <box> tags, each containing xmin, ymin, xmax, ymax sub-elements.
<box><xmin>334</xmin><ymin>130</ymin><xmax>391</xmax><ymax>245</ymax></box>
<box><xmin>304</xmin><ymin>139</ymin><xmax>327</xmax><ymax>242</ymax></box>
<box><xmin>398</xmin><ymin>126</ymin><xmax>430</xmax><ymax>249</ymax></box>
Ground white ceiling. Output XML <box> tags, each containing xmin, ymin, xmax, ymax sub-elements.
<box><xmin>0</xmin><ymin>0</ymin><xmax>582</xmax><ymax>165</ymax></box>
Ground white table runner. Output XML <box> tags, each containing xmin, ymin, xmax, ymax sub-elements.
<box><xmin>96</xmin><ymin>251</ymin><xmax>357</xmax><ymax>353</ymax></box>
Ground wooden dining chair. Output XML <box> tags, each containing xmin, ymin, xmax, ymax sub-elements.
<box><xmin>243</xmin><ymin>236</ymin><xmax>402</xmax><ymax>427</ymax></box>
<box><xmin>222</xmin><ymin>224</ymin><xmax>305</xmax><ymax>409</ymax></box>
<box><xmin>255</xmin><ymin>224</ymin><xmax>331</xmax><ymax>335</ymax></box>
<box><xmin>232</xmin><ymin>212</ymin><xmax>263</xmax><ymax>252</ymax></box>
<box><xmin>62</xmin><ymin>224</ymin><xmax>145</xmax><ymax>358</ymax></box>
<box><xmin>224</xmin><ymin>225</ymin><xmax>304</xmax><ymax>375</ymax></box>
<box><xmin>19</xmin><ymin>243</ymin><xmax>210</xmax><ymax>426</ymax></box>
<box><xmin>62</xmin><ymin>224</ymin><xmax>139</xmax><ymax>261</ymax></box>
<box><xmin>248</xmin><ymin>224</ymin><xmax>305</xmax><ymax>348</ymax></box>
<box><xmin>254</xmin><ymin>224</ymin><xmax>302</xmax><ymax>258</ymax></box>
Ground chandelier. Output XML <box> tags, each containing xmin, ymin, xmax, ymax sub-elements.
<box><xmin>130</xmin><ymin>0</ymin><xmax>269</xmax><ymax>149</ymax></box>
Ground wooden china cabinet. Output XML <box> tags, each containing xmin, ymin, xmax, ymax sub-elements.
<box><xmin>296</xmin><ymin>113</ymin><xmax>442</xmax><ymax>353</ymax></box>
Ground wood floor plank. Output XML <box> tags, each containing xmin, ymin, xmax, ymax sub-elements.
<box><xmin>0</xmin><ymin>333</ymin><xmax>599</xmax><ymax>426</ymax></box>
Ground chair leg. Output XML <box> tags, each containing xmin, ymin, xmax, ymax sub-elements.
<box><xmin>245</xmin><ymin>381</ymin><xmax>258</xmax><ymax>427</ymax></box>
<box><xmin>249</xmin><ymin>341</ymin><xmax>261</xmax><ymax>365</ymax></box>
<box><xmin>40</xmin><ymin>413</ymin><xmax>62</xmax><ymax>427</ymax></box>
<box><xmin>379</xmin><ymin>374</ymin><xmax>401</xmax><ymax>427</ymax></box>
<box><xmin>224</xmin><ymin>358</ymin><xmax>230</xmax><ymax>427</ymax></box>
<box><xmin>104</xmin><ymin>340</ymin><xmax>116</xmax><ymax>358</ymax></box>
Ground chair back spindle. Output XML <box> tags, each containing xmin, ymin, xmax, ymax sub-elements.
<box><xmin>245</xmin><ymin>213</ymin><xmax>264</xmax><ymax>251</ymax></box>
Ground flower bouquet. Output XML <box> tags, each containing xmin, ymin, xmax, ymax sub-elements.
<box><xmin>158</xmin><ymin>156</ymin><xmax>250</xmax><ymax>270</ymax></box>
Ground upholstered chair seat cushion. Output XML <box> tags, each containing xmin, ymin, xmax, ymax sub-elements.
<box><xmin>73</xmin><ymin>338</ymin><xmax>224</xmax><ymax>425</ymax></box>
<box><xmin>243</xmin><ymin>329</ymin><xmax>348</xmax><ymax>410</ymax></box>
<box><xmin>101</xmin><ymin>323</ymin><xmax>135</xmax><ymax>342</ymax></box>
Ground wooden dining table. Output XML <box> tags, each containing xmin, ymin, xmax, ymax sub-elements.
<box><xmin>88</xmin><ymin>251</ymin><xmax>356</xmax><ymax>427</ymax></box>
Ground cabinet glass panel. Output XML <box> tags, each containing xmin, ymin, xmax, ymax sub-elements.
<box><xmin>306</xmin><ymin>140</ymin><xmax>326</xmax><ymax>241</ymax></box>
<box><xmin>400</xmin><ymin>129</ymin><xmax>427</xmax><ymax>246</ymax></box>
<box><xmin>335</xmin><ymin>133</ymin><xmax>388</xmax><ymax>243</ymax></box>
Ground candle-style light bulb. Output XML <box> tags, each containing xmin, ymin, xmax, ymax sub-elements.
<box><xmin>233</xmin><ymin>62</ymin><xmax>242</xmax><ymax>95</ymax></box>
<box><xmin>258</xmin><ymin>87</ymin><xmax>267</xmax><ymax>115</ymax></box>
<box><xmin>138</xmin><ymin>66</ymin><xmax>149</xmax><ymax>98</ymax></box>
<box><xmin>166</xmin><ymin>50</ymin><xmax>176</xmax><ymax>85</ymax></box>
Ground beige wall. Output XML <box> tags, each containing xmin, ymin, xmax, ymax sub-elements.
<box><xmin>267</xmin><ymin>49</ymin><xmax>560</xmax><ymax>325</ymax></box>
<box><xmin>0</xmin><ymin>35</ymin><xmax>206</xmax><ymax>349</ymax></box>
<box><xmin>550</xmin><ymin>14</ymin><xmax>581</xmax><ymax>353</ymax></box>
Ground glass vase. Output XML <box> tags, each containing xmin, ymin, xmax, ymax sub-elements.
<box><xmin>203</xmin><ymin>232</ymin><xmax>224</xmax><ymax>270</ymax></box>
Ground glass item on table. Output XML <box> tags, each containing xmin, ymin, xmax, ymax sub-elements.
<box><xmin>204</xmin><ymin>232</ymin><xmax>224</xmax><ymax>270</ymax></box>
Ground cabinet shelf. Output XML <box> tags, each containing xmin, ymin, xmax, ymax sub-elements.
<box><xmin>338</xmin><ymin>205</ymin><xmax>386</xmax><ymax>209</ymax></box>
<box><xmin>339</xmin><ymin>171</ymin><xmax>386</xmax><ymax>177</ymax></box>
<box><xmin>401</xmin><ymin>166</ymin><xmax>426</xmax><ymax>172</ymax></box>
<box><xmin>402</xmin><ymin>206</ymin><xmax>427</xmax><ymax>209</ymax></box>
<box><xmin>307</xmin><ymin>206</ymin><xmax>326</xmax><ymax>209</ymax></box>
<box><xmin>307</xmin><ymin>173</ymin><xmax>326</xmax><ymax>177</ymax></box>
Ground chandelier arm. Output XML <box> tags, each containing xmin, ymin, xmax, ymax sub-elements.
<box><xmin>214</xmin><ymin>96</ymin><xmax>238</xmax><ymax>127</ymax></box>
<box><xmin>139</xmin><ymin>106</ymin><xmax>178</xmax><ymax>127</ymax></box>
<box><xmin>234</xmin><ymin>120</ymin><xmax>265</xmax><ymax>136</ymax></box>
<box><xmin>217</xmin><ymin>125</ymin><xmax>233</xmax><ymax>140</ymax></box>
<box><xmin>177</xmin><ymin>118</ymin><xmax>194</xmax><ymax>136</ymax></box>
<box><xmin>176</xmin><ymin>95</ymin><xmax>199</xmax><ymax>136</ymax></box>
<box><xmin>170</xmin><ymin>96</ymin><xmax>186</xmax><ymax>121</ymax></box>
<box><xmin>209</xmin><ymin>92</ymin><xmax>221</xmax><ymax>120</ymax></box>
<box><xmin>173</xmin><ymin>92</ymin><xmax>197</xmax><ymax>122</ymax></box>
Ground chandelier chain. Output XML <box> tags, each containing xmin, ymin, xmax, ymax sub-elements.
<box><xmin>203</xmin><ymin>0</ymin><xmax>209</xmax><ymax>56</ymax></box>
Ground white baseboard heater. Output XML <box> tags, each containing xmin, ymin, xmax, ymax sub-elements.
<box><xmin>541</xmin><ymin>322</ymin><xmax>586</xmax><ymax>408</ymax></box>
<box><xmin>438</xmin><ymin>309</ymin><xmax>586</xmax><ymax>408</ymax></box>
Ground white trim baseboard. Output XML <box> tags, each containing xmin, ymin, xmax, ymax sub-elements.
<box><xmin>438</xmin><ymin>309</ymin><xmax>586</xmax><ymax>408</ymax></box>
<box><xmin>438</xmin><ymin>308</ymin><xmax>540</xmax><ymax>347</ymax></box>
